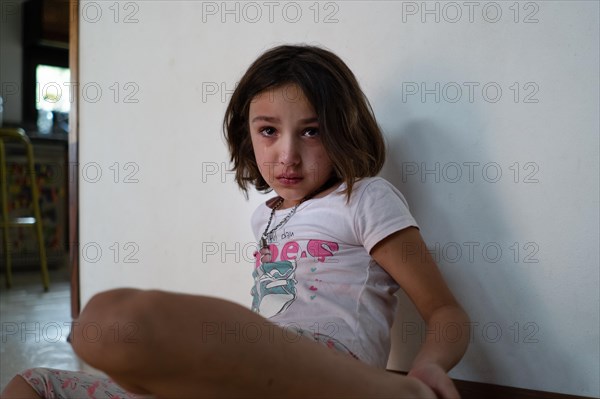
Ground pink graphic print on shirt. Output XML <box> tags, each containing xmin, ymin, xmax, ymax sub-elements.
<box><xmin>253</xmin><ymin>239</ymin><xmax>339</xmax><ymax>268</ymax></box>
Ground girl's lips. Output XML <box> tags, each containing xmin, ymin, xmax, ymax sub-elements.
<box><xmin>277</xmin><ymin>176</ymin><xmax>303</xmax><ymax>185</ymax></box>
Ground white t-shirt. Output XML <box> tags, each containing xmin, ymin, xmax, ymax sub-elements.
<box><xmin>250</xmin><ymin>177</ymin><xmax>418</xmax><ymax>368</ymax></box>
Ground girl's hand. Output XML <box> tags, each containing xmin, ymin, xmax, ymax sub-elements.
<box><xmin>408</xmin><ymin>363</ymin><xmax>461</xmax><ymax>399</ymax></box>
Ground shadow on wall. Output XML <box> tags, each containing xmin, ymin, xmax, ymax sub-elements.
<box><xmin>373</xmin><ymin>50</ymin><xmax>589</xmax><ymax>390</ymax></box>
<box><xmin>381</xmin><ymin>118</ymin><xmax>537</xmax><ymax>385</ymax></box>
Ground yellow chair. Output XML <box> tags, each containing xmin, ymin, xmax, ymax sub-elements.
<box><xmin>0</xmin><ymin>128</ymin><xmax>49</xmax><ymax>291</ymax></box>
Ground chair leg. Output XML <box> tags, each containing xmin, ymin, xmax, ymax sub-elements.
<box><xmin>0</xmin><ymin>141</ymin><xmax>13</xmax><ymax>288</ymax></box>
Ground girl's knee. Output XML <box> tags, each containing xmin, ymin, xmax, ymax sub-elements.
<box><xmin>79</xmin><ymin>288</ymin><xmax>146</xmax><ymax>317</ymax></box>
<box><xmin>69</xmin><ymin>288</ymin><xmax>159</xmax><ymax>371</ymax></box>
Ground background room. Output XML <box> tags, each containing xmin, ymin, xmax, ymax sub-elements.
<box><xmin>1</xmin><ymin>1</ymin><xmax>598</xmax><ymax>398</ymax></box>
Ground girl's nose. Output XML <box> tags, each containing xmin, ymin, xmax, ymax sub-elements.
<box><xmin>278</xmin><ymin>134</ymin><xmax>300</xmax><ymax>166</ymax></box>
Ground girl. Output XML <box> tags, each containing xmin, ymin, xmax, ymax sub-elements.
<box><xmin>2</xmin><ymin>44</ymin><xmax>469</xmax><ymax>399</ymax></box>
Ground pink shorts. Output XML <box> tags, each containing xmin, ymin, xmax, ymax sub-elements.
<box><xmin>19</xmin><ymin>368</ymin><xmax>151</xmax><ymax>399</ymax></box>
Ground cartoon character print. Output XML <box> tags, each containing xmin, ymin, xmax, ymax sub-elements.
<box><xmin>251</xmin><ymin>260</ymin><xmax>298</xmax><ymax>317</ymax></box>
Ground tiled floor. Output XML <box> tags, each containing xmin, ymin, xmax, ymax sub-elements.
<box><xmin>0</xmin><ymin>268</ymin><xmax>86</xmax><ymax>392</ymax></box>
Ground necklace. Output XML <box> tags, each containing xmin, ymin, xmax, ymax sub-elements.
<box><xmin>259</xmin><ymin>198</ymin><xmax>299</xmax><ymax>264</ymax></box>
<box><xmin>258</xmin><ymin>176</ymin><xmax>340</xmax><ymax>264</ymax></box>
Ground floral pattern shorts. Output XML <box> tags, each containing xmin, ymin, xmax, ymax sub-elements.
<box><xmin>19</xmin><ymin>368</ymin><xmax>151</xmax><ymax>399</ymax></box>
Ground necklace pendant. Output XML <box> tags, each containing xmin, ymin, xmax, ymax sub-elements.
<box><xmin>259</xmin><ymin>236</ymin><xmax>272</xmax><ymax>264</ymax></box>
<box><xmin>259</xmin><ymin>247</ymin><xmax>272</xmax><ymax>264</ymax></box>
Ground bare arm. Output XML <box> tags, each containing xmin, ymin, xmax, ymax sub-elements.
<box><xmin>371</xmin><ymin>226</ymin><xmax>470</xmax><ymax>398</ymax></box>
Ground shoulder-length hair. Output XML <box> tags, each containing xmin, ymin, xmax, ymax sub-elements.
<box><xmin>223</xmin><ymin>44</ymin><xmax>386</xmax><ymax>200</ymax></box>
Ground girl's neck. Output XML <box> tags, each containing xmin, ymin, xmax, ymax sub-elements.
<box><xmin>275</xmin><ymin>178</ymin><xmax>343</xmax><ymax>210</ymax></box>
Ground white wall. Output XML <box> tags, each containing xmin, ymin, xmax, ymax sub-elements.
<box><xmin>78</xmin><ymin>1</ymin><xmax>599</xmax><ymax>396</ymax></box>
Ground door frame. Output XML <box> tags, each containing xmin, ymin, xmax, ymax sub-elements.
<box><xmin>68</xmin><ymin>0</ymin><xmax>79</xmax><ymax>318</ymax></box>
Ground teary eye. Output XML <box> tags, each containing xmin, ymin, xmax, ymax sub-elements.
<box><xmin>259</xmin><ymin>127</ymin><xmax>276</xmax><ymax>136</ymax></box>
<box><xmin>303</xmin><ymin>128</ymin><xmax>319</xmax><ymax>137</ymax></box>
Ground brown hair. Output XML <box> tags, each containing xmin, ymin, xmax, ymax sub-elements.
<box><xmin>223</xmin><ymin>44</ymin><xmax>386</xmax><ymax>200</ymax></box>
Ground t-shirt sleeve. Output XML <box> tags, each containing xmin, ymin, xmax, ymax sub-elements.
<box><xmin>354</xmin><ymin>178</ymin><xmax>419</xmax><ymax>253</ymax></box>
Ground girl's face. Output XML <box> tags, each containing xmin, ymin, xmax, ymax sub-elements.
<box><xmin>249</xmin><ymin>84</ymin><xmax>335</xmax><ymax>208</ymax></box>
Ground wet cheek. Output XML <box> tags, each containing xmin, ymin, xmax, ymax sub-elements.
<box><xmin>255</xmin><ymin>148</ymin><xmax>273</xmax><ymax>170</ymax></box>
<box><xmin>256</xmin><ymin>152</ymin><xmax>276</xmax><ymax>182</ymax></box>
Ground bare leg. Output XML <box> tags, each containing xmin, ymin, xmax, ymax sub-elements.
<box><xmin>1</xmin><ymin>375</ymin><xmax>42</xmax><ymax>399</ymax></box>
<box><xmin>70</xmin><ymin>289</ymin><xmax>435</xmax><ymax>398</ymax></box>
